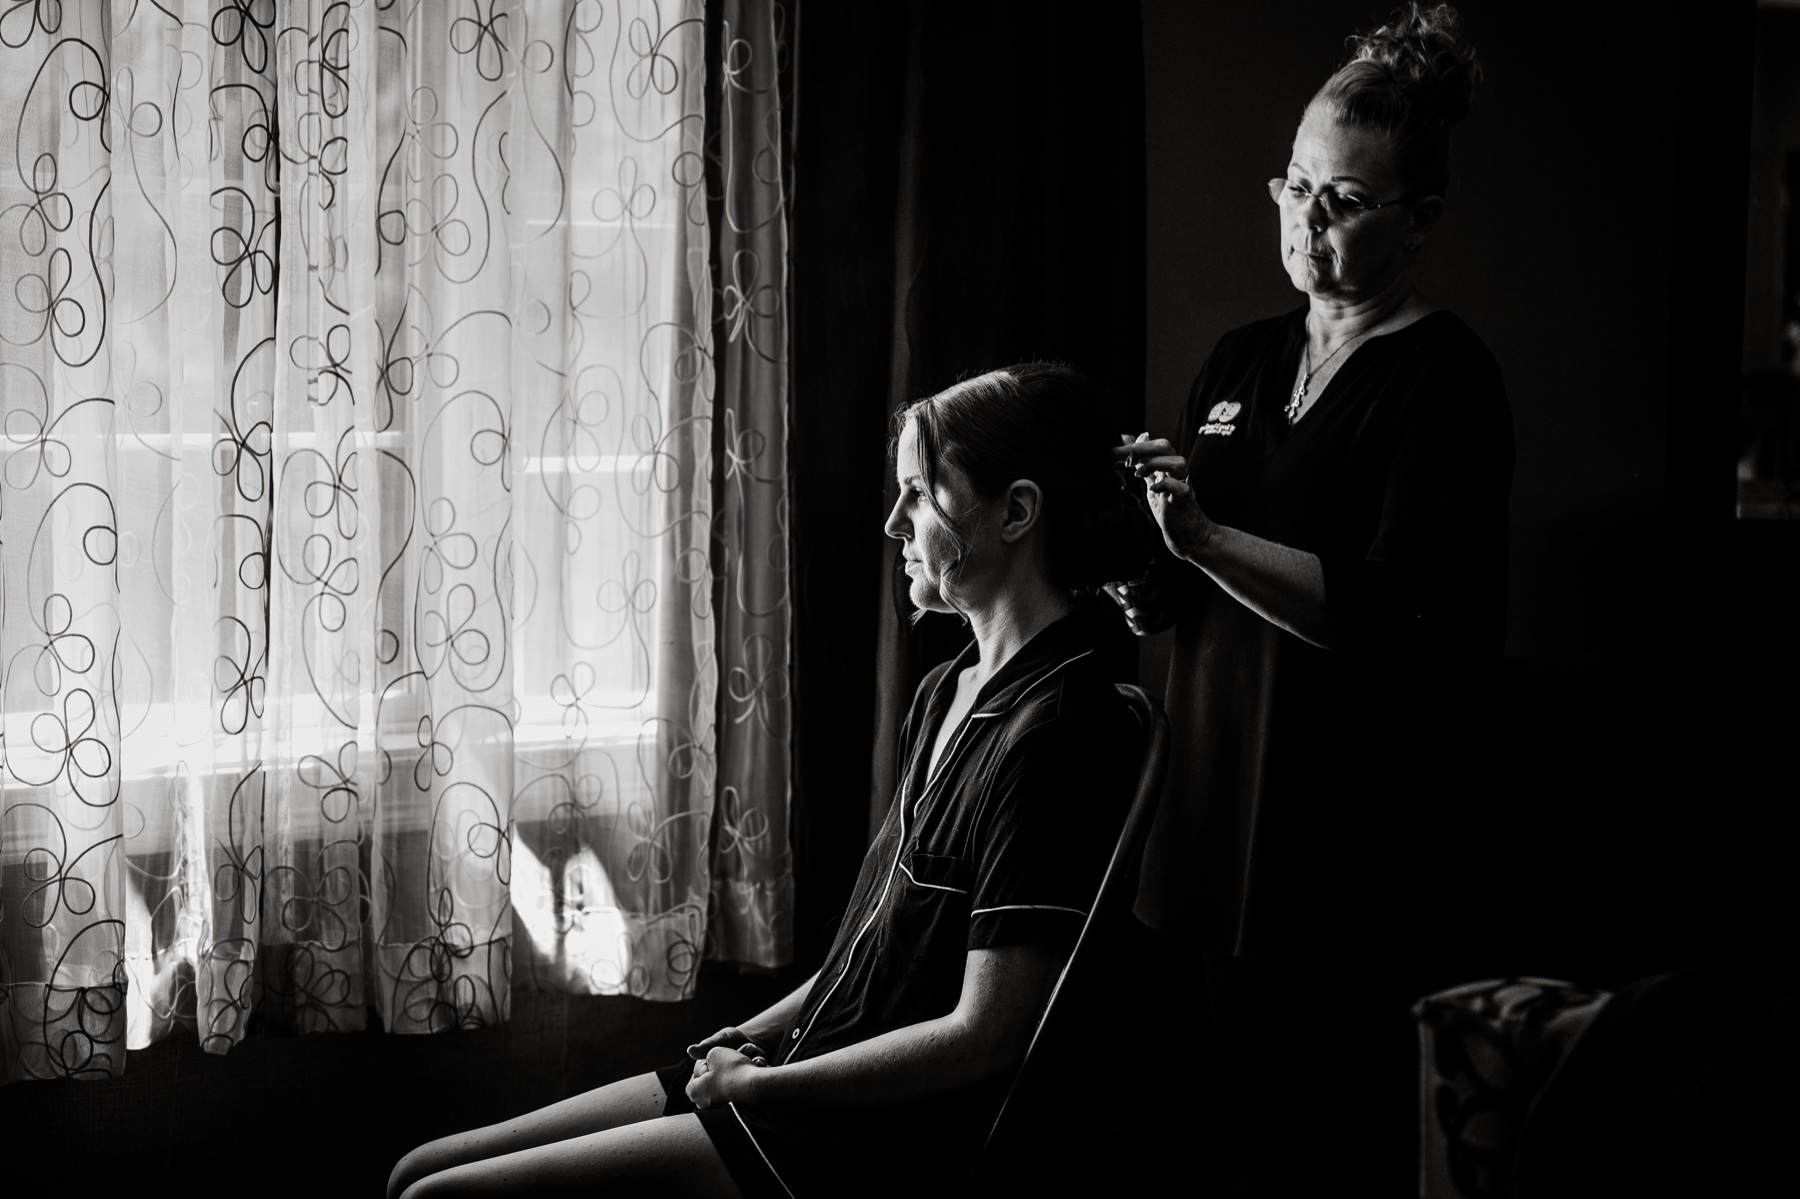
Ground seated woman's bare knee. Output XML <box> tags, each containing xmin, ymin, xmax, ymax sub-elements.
<box><xmin>387</xmin><ymin>1071</ymin><xmax>670</xmax><ymax>1198</ymax></box>
<box><xmin>397</xmin><ymin>1115</ymin><xmax>743</xmax><ymax>1199</ymax></box>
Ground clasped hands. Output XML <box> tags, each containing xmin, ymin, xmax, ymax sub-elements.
<box><xmin>1106</xmin><ymin>433</ymin><xmax>1213</xmax><ymax>635</ymax></box>
<box><xmin>684</xmin><ymin>1025</ymin><xmax>772</xmax><ymax>1110</ymax></box>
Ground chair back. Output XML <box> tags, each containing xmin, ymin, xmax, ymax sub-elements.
<box><xmin>972</xmin><ymin>683</ymin><xmax>1170</xmax><ymax>1181</ymax></box>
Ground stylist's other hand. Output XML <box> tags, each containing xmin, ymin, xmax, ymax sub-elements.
<box><xmin>1116</xmin><ymin>434</ymin><xmax>1215</xmax><ymax>563</ymax></box>
<box><xmin>686</xmin><ymin>1046</ymin><xmax>766</xmax><ymax>1110</ymax></box>
<box><xmin>1103</xmin><ymin>576</ymin><xmax>1175</xmax><ymax>636</ymax></box>
<box><xmin>1147</xmin><ymin>468</ymin><xmax>1214</xmax><ymax>562</ymax></box>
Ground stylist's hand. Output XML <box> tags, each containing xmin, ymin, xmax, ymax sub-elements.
<box><xmin>686</xmin><ymin>1046</ymin><xmax>767</xmax><ymax>1110</ymax></box>
<box><xmin>1103</xmin><ymin>576</ymin><xmax>1175</xmax><ymax>636</ymax></box>
<box><xmin>1116</xmin><ymin>433</ymin><xmax>1214</xmax><ymax>562</ymax></box>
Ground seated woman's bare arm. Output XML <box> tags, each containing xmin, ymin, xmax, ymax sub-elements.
<box><xmin>686</xmin><ymin>970</ymin><xmax>819</xmax><ymax>1062</ymax></box>
<box><xmin>685</xmin><ymin>944</ymin><xmax>1059</xmax><ymax>1111</ymax></box>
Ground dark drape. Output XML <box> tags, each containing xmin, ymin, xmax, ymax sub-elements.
<box><xmin>786</xmin><ymin>2</ymin><xmax>1147</xmax><ymax>965</ymax></box>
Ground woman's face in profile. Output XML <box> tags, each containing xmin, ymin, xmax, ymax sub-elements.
<box><xmin>886</xmin><ymin>417</ymin><xmax>988</xmax><ymax>615</ymax></box>
<box><xmin>1279</xmin><ymin>110</ymin><xmax>1419</xmax><ymax>303</ymax></box>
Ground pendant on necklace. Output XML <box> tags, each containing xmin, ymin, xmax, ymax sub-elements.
<box><xmin>1286</xmin><ymin>374</ymin><xmax>1310</xmax><ymax>424</ymax></box>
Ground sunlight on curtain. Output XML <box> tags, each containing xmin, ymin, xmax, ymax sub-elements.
<box><xmin>0</xmin><ymin>0</ymin><xmax>791</xmax><ymax>1082</ymax></box>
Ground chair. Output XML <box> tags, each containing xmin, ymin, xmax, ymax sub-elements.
<box><xmin>969</xmin><ymin>683</ymin><xmax>1170</xmax><ymax>1190</ymax></box>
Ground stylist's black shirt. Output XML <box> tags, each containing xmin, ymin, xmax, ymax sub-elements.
<box><xmin>1135</xmin><ymin>307</ymin><xmax>1514</xmax><ymax>955</ymax></box>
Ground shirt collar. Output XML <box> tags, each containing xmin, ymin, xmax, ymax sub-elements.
<box><xmin>934</xmin><ymin>608</ymin><xmax>1103</xmax><ymax>722</ymax></box>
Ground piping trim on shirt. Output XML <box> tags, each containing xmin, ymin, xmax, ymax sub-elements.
<box><xmin>971</xmin><ymin>903</ymin><xmax>1087</xmax><ymax>918</ymax></box>
<box><xmin>790</xmin><ymin>790</ymin><xmax>911</xmax><ymax>1057</ymax></box>
<box><xmin>796</xmin><ymin>647</ymin><xmax>1096</xmax><ymax>1059</ymax></box>
<box><xmin>898</xmin><ymin>860</ymin><xmax>971</xmax><ymax>894</ymax></box>
<box><xmin>788</xmin><ymin>841</ymin><xmax>900</xmax><ymax>1057</ymax></box>
<box><xmin>726</xmin><ymin>1102</ymin><xmax>799</xmax><ymax>1199</ymax></box>
<box><xmin>916</xmin><ymin>649</ymin><xmax>1096</xmax><ymax>814</ymax></box>
<box><xmin>975</xmin><ymin>647</ymin><xmax>1094</xmax><ymax>715</ymax></box>
<box><xmin>900</xmin><ymin>870</ymin><xmax>970</xmax><ymax>895</ymax></box>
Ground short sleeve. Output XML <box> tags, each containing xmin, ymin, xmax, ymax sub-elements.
<box><xmin>966</xmin><ymin>716</ymin><xmax>1132</xmax><ymax>953</ymax></box>
<box><xmin>1321</xmin><ymin>342</ymin><xmax>1514</xmax><ymax>659</ymax></box>
<box><xmin>1175</xmin><ymin>348</ymin><xmax>1218</xmax><ymax>456</ymax></box>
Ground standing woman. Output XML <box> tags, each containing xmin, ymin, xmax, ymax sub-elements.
<box><xmin>1117</xmin><ymin>4</ymin><xmax>1512</xmax><ymax>1192</ymax></box>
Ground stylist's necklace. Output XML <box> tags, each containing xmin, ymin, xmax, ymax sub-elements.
<box><xmin>1287</xmin><ymin>320</ymin><xmax>1374</xmax><ymax>424</ymax></box>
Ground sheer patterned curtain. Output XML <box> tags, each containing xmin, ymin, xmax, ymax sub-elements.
<box><xmin>0</xmin><ymin>0</ymin><xmax>791</xmax><ymax>1083</ymax></box>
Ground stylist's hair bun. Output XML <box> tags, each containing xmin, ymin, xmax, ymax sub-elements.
<box><xmin>1350</xmin><ymin>3</ymin><xmax>1481</xmax><ymax>126</ymax></box>
<box><xmin>899</xmin><ymin>363</ymin><xmax>1159</xmax><ymax>594</ymax></box>
<box><xmin>1312</xmin><ymin>3</ymin><xmax>1482</xmax><ymax>194</ymax></box>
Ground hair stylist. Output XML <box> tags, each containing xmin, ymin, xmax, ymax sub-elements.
<box><xmin>1115</xmin><ymin>4</ymin><xmax>1513</xmax><ymax>1192</ymax></box>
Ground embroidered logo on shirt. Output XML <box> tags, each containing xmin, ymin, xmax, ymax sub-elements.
<box><xmin>1200</xmin><ymin>400</ymin><xmax>1241</xmax><ymax>437</ymax></box>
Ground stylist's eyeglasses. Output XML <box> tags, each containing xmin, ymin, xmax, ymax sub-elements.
<box><xmin>1267</xmin><ymin>177</ymin><xmax>1419</xmax><ymax>221</ymax></box>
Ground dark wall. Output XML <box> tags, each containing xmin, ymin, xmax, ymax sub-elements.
<box><xmin>1141</xmin><ymin>0</ymin><xmax>1677</xmax><ymax>660</ymax></box>
<box><xmin>1139</xmin><ymin>0</ymin><xmax>1787</xmax><ymax>988</ymax></box>
<box><xmin>1745</xmin><ymin>5</ymin><xmax>1800</xmax><ymax>372</ymax></box>
<box><xmin>786</xmin><ymin>0</ymin><xmax>1146</xmax><ymax>959</ymax></box>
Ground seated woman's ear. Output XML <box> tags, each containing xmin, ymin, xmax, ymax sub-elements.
<box><xmin>998</xmin><ymin>480</ymin><xmax>1043</xmax><ymax>543</ymax></box>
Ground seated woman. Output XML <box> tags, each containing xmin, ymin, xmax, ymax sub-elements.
<box><xmin>387</xmin><ymin>363</ymin><xmax>1157</xmax><ymax>1199</ymax></box>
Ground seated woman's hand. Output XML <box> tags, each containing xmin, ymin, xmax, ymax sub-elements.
<box><xmin>686</xmin><ymin>1025</ymin><xmax>769</xmax><ymax>1061</ymax></box>
<box><xmin>686</xmin><ymin>1045</ymin><xmax>769</xmax><ymax>1110</ymax></box>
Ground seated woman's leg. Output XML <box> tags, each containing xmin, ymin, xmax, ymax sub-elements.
<box><xmin>388</xmin><ymin>1070</ymin><xmax>671</xmax><ymax>1198</ymax></box>
<box><xmin>396</xmin><ymin>1114</ymin><xmax>744</xmax><ymax>1199</ymax></box>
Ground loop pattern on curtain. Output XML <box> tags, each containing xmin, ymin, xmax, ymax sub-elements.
<box><xmin>0</xmin><ymin>0</ymin><xmax>791</xmax><ymax>1083</ymax></box>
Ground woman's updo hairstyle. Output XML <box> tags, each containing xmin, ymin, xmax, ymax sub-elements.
<box><xmin>898</xmin><ymin>363</ymin><xmax>1159</xmax><ymax>594</ymax></box>
<box><xmin>1309</xmin><ymin>2</ymin><xmax>1482</xmax><ymax>197</ymax></box>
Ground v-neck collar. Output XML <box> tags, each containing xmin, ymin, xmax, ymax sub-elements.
<box><xmin>1276</xmin><ymin>305</ymin><xmax>1451</xmax><ymax>435</ymax></box>
<box><xmin>930</xmin><ymin>610</ymin><xmax>1096</xmax><ymax>719</ymax></box>
<box><xmin>908</xmin><ymin>611</ymin><xmax>1099</xmax><ymax>797</ymax></box>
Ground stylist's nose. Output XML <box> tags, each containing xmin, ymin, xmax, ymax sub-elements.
<box><xmin>884</xmin><ymin>494</ymin><xmax>907</xmax><ymax>540</ymax></box>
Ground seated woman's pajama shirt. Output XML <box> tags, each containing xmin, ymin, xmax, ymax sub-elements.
<box><xmin>661</xmin><ymin>612</ymin><xmax>1136</xmax><ymax>1198</ymax></box>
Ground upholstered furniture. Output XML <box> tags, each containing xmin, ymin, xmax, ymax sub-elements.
<box><xmin>1416</xmin><ymin>962</ymin><xmax>1797</xmax><ymax>1198</ymax></box>
<box><xmin>1415</xmin><ymin>978</ymin><xmax>1612</xmax><ymax>1198</ymax></box>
